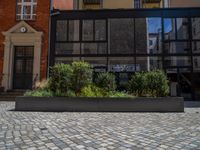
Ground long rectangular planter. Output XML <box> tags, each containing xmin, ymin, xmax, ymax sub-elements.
<box><xmin>15</xmin><ymin>97</ymin><xmax>184</xmax><ymax>112</ymax></box>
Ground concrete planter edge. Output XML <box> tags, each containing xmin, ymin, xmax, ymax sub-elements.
<box><xmin>15</xmin><ymin>97</ymin><xmax>184</xmax><ymax>112</ymax></box>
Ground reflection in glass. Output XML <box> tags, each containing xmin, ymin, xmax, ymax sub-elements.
<box><xmin>108</xmin><ymin>57</ymin><xmax>135</xmax><ymax>72</ymax></box>
<box><xmin>56</xmin><ymin>20</ymin><xmax>67</xmax><ymax>41</ymax></box>
<box><xmin>55</xmin><ymin>57</ymin><xmax>80</xmax><ymax>64</ymax></box>
<box><xmin>176</xmin><ymin>18</ymin><xmax>189</xmax><ymax>40</ymax></box>
<box><xmin>95</xmin><ymin>20</ymin><xmax>106</xmax><ymax>41</ymax></box>
<box><xmin>82</xmin><ymin>57</ymin><xmax>107</xmax><ymax>71</ymax></box>
<box><xmin>68</xmin><ymin>20</ymin><xmax>79</xmax><ymax>41</ymax></box>
<box><xmin>164</xmin><ymin>18</ymin><xmax>189</xmax><ymax>40</ymax></box>
<box><xmin>193</xmin><ymin>56</ymin><xmax>200</xmax><ymax>72</ymax></box>
<box><xmin>165</xmin><ymin>57</ymin><xmax>191</xmax><ymax>67</ymax></box>
<box><xmin>135</xmin><ymin>18</ymin><xmax>148</xmax><ymax>54</ymax></box>
<box><xmin>55</xmin><ymin>43</ymin><xmax>80</xmax><ymax>55</ymax></box>
<box><xmin>136</xmin><ymin>57</ymin><xmax>149</xmax><ymax>71</ymax></box>
<box><xmin>164</xmin><ymin>18</ymin><xmax>175</xmax><ymax>40</ymax></box>
<box><xmin>81</xmin><ymin>43</ymin><xmax>107</xmax><ymax>54</ymax></box>
<box><xmin>192</xmin><ymin>41</ymin><xmax>200</xmax><ymax>53</ymax></box>
<box><xmin>109</xmin><ymin>19</ymin><xmax>134</xmax><ymax>54</ymax></box>
<box><xmin>82</xmin><ymin>20</ymin><xmax>93</xmax><ymax>41</ymax></box>
<box><xmin>148</xmin><ymin>18</ymin><xmax>162</xmax><ymax>54</ymax></box>
<box><xmin>149</xmin><ymin>57</ymin><xmax>162</xmax><ymax>70</ymax></box>
<box><xmin>164</xmin><ymin>42</ymin><xmax>190</xmax><ymax>54</ymax></box>
<box><xmin>192</xmin><ymin>18</ymin><xmax>200</xmax><ymax>40</ymax></box>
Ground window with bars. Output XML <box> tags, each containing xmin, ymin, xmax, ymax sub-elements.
<box><xmin>134</xmin><ymin>0</ymin><xmax>142</xmax><ymax>8</ymax></box>
<box><xmin>16</xmin><ymin>0</ymin><xmax>37</xmax><ymax>20</ymax></box>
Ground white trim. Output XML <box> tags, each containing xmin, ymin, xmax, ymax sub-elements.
<box><xmin>16</xmin><ymin>0</ymin><xmax>37</xmax><ymax>20</ymax></box>
<box><xmin>2</xmin><ymin>21</ymin><xmax>43</xmax><ymax>91</ymax></box>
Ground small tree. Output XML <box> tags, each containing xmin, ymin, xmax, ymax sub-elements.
<box><xmin>71</xmin><ymin>61</ymin><xmax>93</xmax><ymax>93</ymax></box>
<box><xmin>95</xmin><ymin>73</ymin><xmax>117</xmax><ymax>92</ymax></box>
<box><xmin>49</xmin><ymin>63</ymin><xmax>73</xmax><ymax>94</ymax></box>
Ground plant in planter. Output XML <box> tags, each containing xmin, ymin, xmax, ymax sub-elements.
<box><xmin>49</xmin><ymin>63</ymin><xmax>73</xmax><ymax>96</ymax></box>
<box><xmin>71</xmin><ymin>61</ymin><xmax>93</xmax><ymax>94</ymax></box>
<box><xmin>128</xmin><ymin>70</ymin><xmax>169</xmax><ymax>97</ymax></box>
<box><xmin>128</xmin><ymin>72</ymin><xmax>147</xmax><ymax>97</ymax></box>
<box><xmin>95</xmin><ymin>72</ymin><xmax>117</xmax><ymax>92</ymax></box>
<box><xmin>146</xmin><ymin>70</ymin><xmax>169</xmax><ymax>97</ymax></box>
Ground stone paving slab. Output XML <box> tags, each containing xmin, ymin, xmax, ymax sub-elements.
<box><xmin>0</xmin><ymin>102</ymin><xmax>200</xmax><ymax>150</ymax></box>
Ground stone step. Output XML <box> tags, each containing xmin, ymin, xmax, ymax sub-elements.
<box><xmin>0</xmin><ymin>90</ymin><xmax>25</xmax><ymax>101</ymax></box>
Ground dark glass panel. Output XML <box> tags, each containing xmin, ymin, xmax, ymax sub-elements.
<box><xmin>95</xmin><ymin>20</ymin><xmax>106</xmax><ymax>41</ymax></box>
<box><xmin>56</xmin><ymin>20</ymin><xmax>68</xmax><ymax>41</ymax></box>
<box><xmin>136</xmin><ymin>57</ymin><xmax>149</xmax><ymax>71</ymax></box>
<box><xmin>164</xmin><ymin>18</ymin><xmax>176</xmax><ymax>40</ymax></box>
<box><xmin>68</xmin><ymin>20</ymin><xmax>80</xmax><ymax>41</ymax></box>
<box><xmin>164</xmin><ymin>42</ymin><xmax>190</xmax><ymax>54</ymax></box>
<box><xmin>55</xmin><ymin>43</ymin><xmax>80</xmax><ymax>55</ymax></box>
<box><xmin>82</xmin><ymin>20</ymin><xmax>93</xmax><ymax>41</ymax></box>
<box><xmin>135</xmin><ymin>18</ymin><xmax>148</xmax><ymax>54</ymax></box>
<box><xmin>164</xmin><ymin>56</ymin><xmax>191</xmax><ymax>67</ymax></box>
<box><xmin>192</xmin><ymin>18</ymin><xmax>200</xmax><ymax>40</ymax></box>
<box><xmin>81</xmin><ymin>43</ymin><xmax>107</xmax><ymax>54</ymax></box>
<box><xmin>148</xmin><ymin>18</ymin><xmax>162</xmax><ymax>54</ymax></box>
<box><xmin>149</xmin><ymin>57</ymin><xmax>162</xmax><ymax>71</ymax></box>
<box><xmin>109</xmin><ymin>18</ymin><xmax>134</xmax><ymax>54</ymax></box>
<box><xmin>108</xmin><ymin>57</ymin><xmax>135</xmax><ymax>72</ymax></box>
<box><xmin>55</xmin><ymin>57</ymin><xmax>80</xmax><ymax>64</ymax></box>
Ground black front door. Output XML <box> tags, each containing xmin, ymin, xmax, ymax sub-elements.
<box><xmin>13</xmin><ymin>46</ymin><xmax>34</xmax><ymax>89</ymax></box>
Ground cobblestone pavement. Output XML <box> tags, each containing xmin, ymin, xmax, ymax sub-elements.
<box><xmin>0</xmin><ymin>102</ymin><xmax>200</xmax><ymax>150</ymax></box>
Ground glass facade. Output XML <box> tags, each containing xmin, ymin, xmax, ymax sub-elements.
<box><xmin>50</xmin><ymin>8</ymin><xmax>200</xmax><ymax>100</ymax></box>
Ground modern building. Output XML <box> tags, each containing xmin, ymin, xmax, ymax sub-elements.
<box><xmin>0</xmin><ymin>0</ymin><xmax>200</xmax><ymax>100</ymax></box>
<box><xmin>0</xmin><ymin>0</ymin><xmax>50</xmax><ymax>91</ymax></box>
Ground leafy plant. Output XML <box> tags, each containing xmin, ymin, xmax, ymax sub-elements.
<box><xmin>24</xmin><ymin>90</ymin><xmax>53</xmax><ymax>97</ymax></box>
<box><xmin>49</xmin><ymin>63</ymin><xmax>73</xmax><ymax>94</ymax></box>
<box><xmin>128</xmin><ymin>72</ymin><xmax>147</xmax><ymax>96</ymax></box>
<box><xmin>80</xmin><ymin>85</ymin><xmax>105</xmax><ymax>97</ymax></box>
<box><xmin>95</xmin><ymin>73</ymin><xmax>116</xmax><ymax>91</ymax></box>
<box><xmin>146</xmin><ymin>70</ymin><xmax>169</xmax><ymax>97</ymax></box>
<box><xmin>35</xmin><ymin>80</ymin><xmax>50</xmax><ymax>90</ymax></box>
<box><xmin>128</xmin><ymin>70</ymin><xmax>169</xmax><ymax>97</ymax></box>
<box><xmin>71</xmin><ymin>61</ymin><xmax>93</xmax><ymax>94</ymax></box>
<box><xmin>108</xmin><ymin>91</ymin><xmax>133</xmax><ymax>98</ymax></box>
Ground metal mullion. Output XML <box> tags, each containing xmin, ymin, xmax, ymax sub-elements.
<box><xmin>67</xmin><ymin>20</ymin><xmax>69</xmax><ymax>41</ymax></box>
<box><xmin>106</xmin><ymin>18</ymin><xmax>109</xmax><ymax>71</ymax></box>
<box><xmin>161</xmin><ymin>16</ymin><xmax>165</xmax><ymax>70</ymax></box>
<box><xmin>80</xmin><ymin>19</ymin><xmax>83</xmax><ymax>58</ymax></box>
<box><xmin>188</xmin><ymin>17</ymin><xmax>195</xmax><ymax>100</ymax></box>
<box><xmin>175</xmin><ymin>18</ymin><xmax>178</xmax><ymax>40</ymax></box>
<box><xmin>134</xmin><ymin>18</ymin><xmax>137</xmax><ymax>72</ymax></box>
<box><xmin>93</xmin><ymin>20</ymin><xmax>95</xmax><ymax>41</ymax></box>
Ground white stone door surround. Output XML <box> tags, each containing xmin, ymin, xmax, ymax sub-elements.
<box><xmin>2</xmin><ymin>21</ymin><xmax>43</xmax><ymax>91</ymax></box>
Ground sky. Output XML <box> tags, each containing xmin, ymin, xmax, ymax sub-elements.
<box><xmin>53</xmin><ymin>0</ymin><xmax>73</xmax><ymax>10</ymax></box>
<box><xmin>148</xmin><ymin>18</ymin><xmax>172</xmax><ymax>33</ymax></box>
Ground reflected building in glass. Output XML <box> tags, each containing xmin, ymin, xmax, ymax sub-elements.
<box><xmin>50</xmin><ymin>8</ymin><xmax>200</xmax><ymax>100</ymax></box>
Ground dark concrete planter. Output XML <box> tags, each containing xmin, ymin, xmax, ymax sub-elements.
<box><xmin>15</xmin><ymin>97</ymin><xmax>184</xmax><ymax>112</ymax></box>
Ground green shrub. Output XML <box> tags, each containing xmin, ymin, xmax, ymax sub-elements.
<box><xmin>54</xmin><ymin>90</ymin><xmax>76</xmax><ymax>97</ymax></box>
<box><xmin>128</xmin><ymin>70</ymin><xmax>169</xmax><ymax>97</ymax></box>
<box><xmin>95</xmin><ymin>73</ymin><xmax>116</xmax><ymax>91</ymax></box>
<box><xmin>146</xmin><ymin>70</ymin><xmax>169</xmax><ymax>97</ymax></box>
<box><xmin>35</xmin><ymin>80</ymin><xmax>50</xmax><ymax>91</ymax></box>
<box><xmin>24</xmin><ymin>90</ymin><xmax>53</xmax><ymax>97</ymax></box>
<box><xmin>128</xmin><ymin>72</ymin><xmax>147</xmax><ymax>96</ymax></box>
<box><xmin>49</xmin><ymin>63</ymin><xmax>73</xmax><ymax>94</ymax></box>
<box><xmin>108</xmin><ymin>91</ymin><xmax>133</xmax><ymax>98</ymax></box>
<box><xmin>71</xmin><ymin>61</ymin><xmax>93</xmax><ymax>93</ymax></box>
<box><xmin>80</xmin><ymin>85</ymin><xmax>104</xmax><ymax>97</ymax></box>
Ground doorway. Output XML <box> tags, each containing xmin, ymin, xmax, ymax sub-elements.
<box><xmin>13</xmin><ymin>46</ymin><xmax>34</xmax><ymax>89</ymax></box>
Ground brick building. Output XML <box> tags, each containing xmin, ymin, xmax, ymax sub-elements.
<box><xmin>0</xmin><ymin>0</ymin><xmax>50</xmax><ymax>91</ymax></box>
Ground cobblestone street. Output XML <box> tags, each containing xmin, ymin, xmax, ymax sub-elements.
<box><xmin>0</xmin><ymin>102</ymin><xmax>200</xmax><ymax>150</ymax></box>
